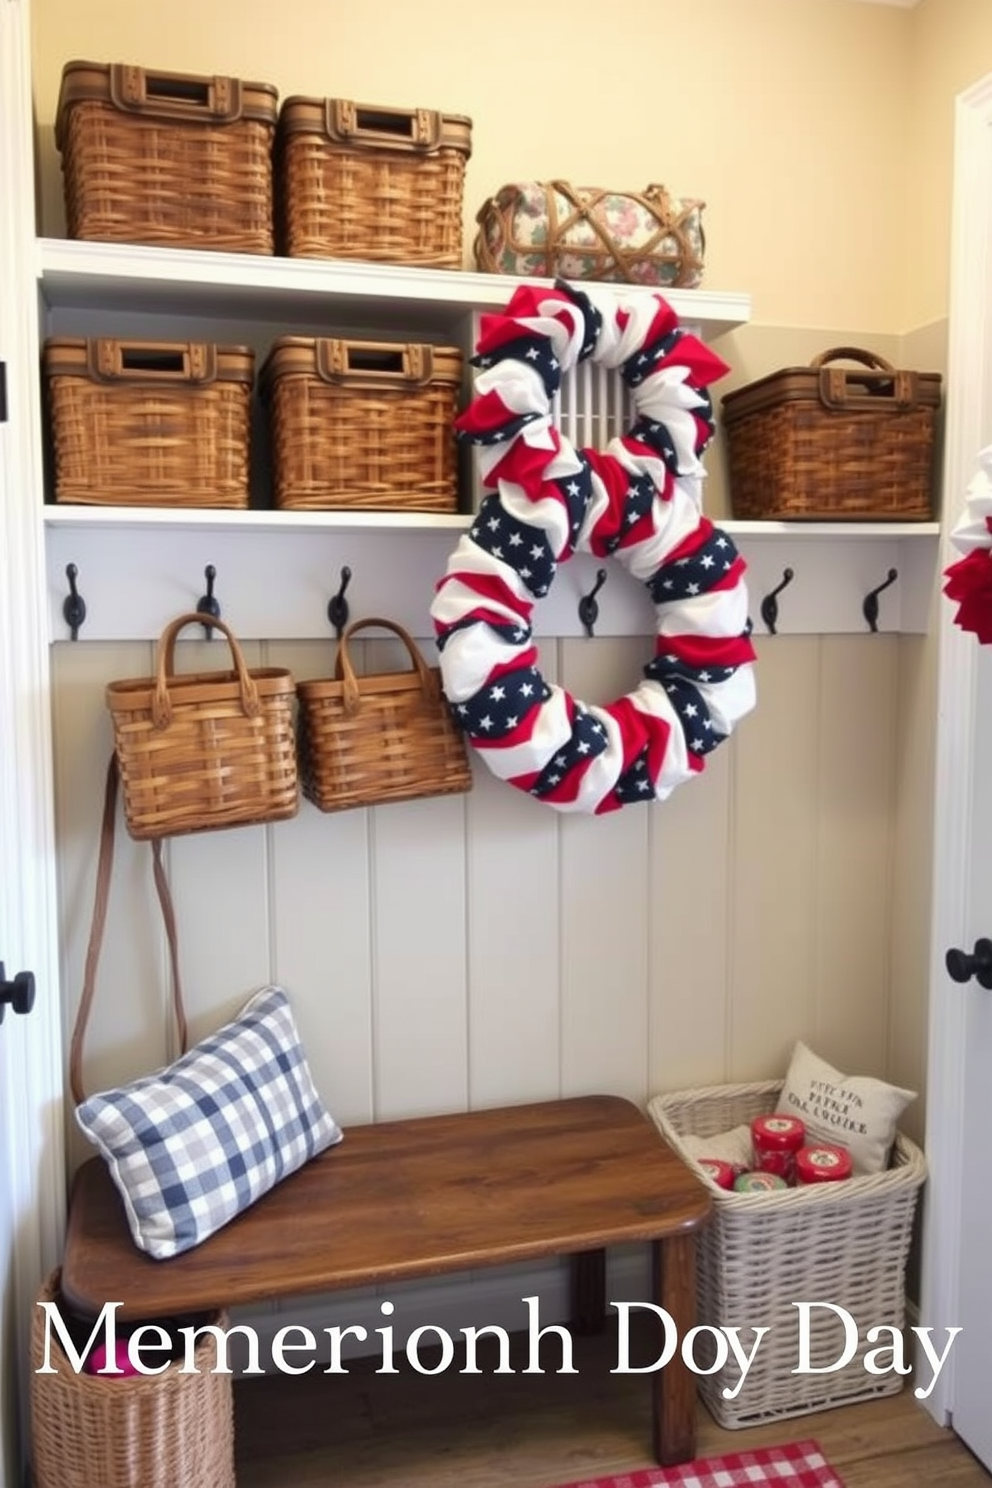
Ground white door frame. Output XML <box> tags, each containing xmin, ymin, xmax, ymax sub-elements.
<box><xmin>920</xmin><ymin>71</ymin><xmax>992</xmax><ymax>1426</ymax></box>
<box><xmin>0</xmin><ymin>0</ymin><xmax>69</xmax><ymax>1477</ymax></box>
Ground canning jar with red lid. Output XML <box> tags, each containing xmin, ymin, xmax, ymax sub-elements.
<box><xmin>697</xmin><ymin>1158</ymin><xmax>736</xmax><ymax>1190</ymax></box>
<box><xmin>751</xmin><ymin>1115</ymin><xmax>805</xmax><ymax>1185</ymax></box>
<box><xmin>796</xmin><ymin>1143</ymin><xmax>853</xmax><ymax>1184</ymax></box>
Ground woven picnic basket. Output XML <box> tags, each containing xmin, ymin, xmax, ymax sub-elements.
<box><xmin>106</xmin><ymin>612</ymin><xmax>298</xmax><ymax>839</ymax></box>
<box><xmin>44</xmin><ymin>337</ymin><xmax>255</xmax><ymax>508</ymax></box>
<box><xmin>297</xmin><ymin>617</ymin><xmax>472</xmax><ymax>812</ymax></box>
<box><xmin>56</xmin><ymin>59</ymin><xmax>278</xmax><ymax>254</ymax></box>
<box><xmin>276</xmin><ymin>95</ymin><xmax>472</xmax><ymax>267</ymax></box>
<box><xmin>261</xmin><ymin>336</ymin><xmax>462</xmax><ymax>512</ymax></box>
<box><xmin>721</xmin><ymin>348</ymin><xmax>942</xmax><ymax>521</ymax></box>
<box><xmin>648</xmin><ymin>1080</ymin><xmax>926</xmax><ymax>1428</ymax></box>
<box><xmin>31</xmin><ymin>1269</ymin><xmax>235</xmax><ymax>1488</ymax></box>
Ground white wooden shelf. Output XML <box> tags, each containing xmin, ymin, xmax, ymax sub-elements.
<box><xmin>34</xmin><ymin>240</ymin><xmax>941</xmax><ymax>642</ymax></box>
<box><xmin>35</xmin><ymin>238</ymin><xmax>753</xmax><ymax>338</ymax></box>
<box><xmin>43</xmin><ymin>505</ymin><xmax>942</xmax><ymax>643</ymax></box>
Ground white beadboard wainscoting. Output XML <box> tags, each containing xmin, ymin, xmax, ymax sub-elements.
<box><xmin>50</xmin><ymin>625</ymin><xmax>929</xmax><ymax>1355</ymax></box>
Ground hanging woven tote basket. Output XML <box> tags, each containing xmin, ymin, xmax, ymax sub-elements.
<box><xmin>297</xmin><ymin>616</ymin><xmax>472</xmax><ymax>811</ymax></box>
<box><xmin>106</xmin><ymin>612</ymin><xmax>298</xmax><ymax>839</ymax></box>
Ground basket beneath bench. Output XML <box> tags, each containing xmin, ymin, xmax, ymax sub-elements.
<box><xmin>31</xmin><ymin>1269</ymin><xmax>235</xmax><ymax>1488</ymax></box>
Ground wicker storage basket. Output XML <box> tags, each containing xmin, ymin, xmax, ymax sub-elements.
<box><xmin>721</xmin><ymin>348</ymin><xmax>942</xmax><ymax>521</ymax></box>
<box><xmin>261</xmin><ymin>336</ymin><xmax>462</xmax><ymax>512</ymax></box>
<box><xmin>297</xmin><ymin>617</ymin><xmax>473</xmax><ymax>812</ymax></box>
<box><xmin>107</xmin><ymin>612</ymin><xmax>298</xmax><ymax>839</ymax></box>
<box><xmin>648</xmin><ymin>1080</ymin><xmax>927</xmax><ymax>1429</ymax></box>
<box><xmin>56</xmin><ymin>59</ymin><xmax>278</xmax><ymax>254</ymax></box>
<box><xmin>276</xmin><ymin>95</ymin><xmax>472</xmax><ymax>267</ymax></box>
<box><xmin>44</xmin><ymin>338</ymin><xmax>255</xmax><ymax>508</ymax></box>
<box><xmin>31</xmin><ymin>1269</ymin><xmax>235</xmax><ymax>1488</ymax></box>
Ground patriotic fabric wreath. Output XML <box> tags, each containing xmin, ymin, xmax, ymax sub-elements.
<box><xmin>944</xmin><ymin>444</ymin><xmax>992</xmax><ymax>644</ymax></box>
<box><xmin>429</xmin><ymin>280</ymin><xmax>757</xmax><ymax>814</ymax></box>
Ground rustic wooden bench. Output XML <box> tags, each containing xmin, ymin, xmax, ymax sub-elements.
<box><xmin>61</xmin><ymin>1093</ymin><xmax>712</xmax><ymax>1467</ymax></box>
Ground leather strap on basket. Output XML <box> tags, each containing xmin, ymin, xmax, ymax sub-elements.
<box><xmin>812</xmin><ymin>347</ymin><xmax>917</xmax><ymax>412</ymax></box>
<box><xmin>544</xmin><ymin>181</ymin><xmax>701</xmax><ymax>286</ymax></box>
<box><xmin>335</xmin><ymin>616</ymin><xmax>440</xmax><ymax>717</ymax></box>
<box><xmin>69</xmin><ymin>753</ymin><xmax>188</xmax><ymax>1106</ymax></box>
<box><xmin>153</xmin><ymin>611</ymin><xmax>260</xmax><ymax>729</ymax></box>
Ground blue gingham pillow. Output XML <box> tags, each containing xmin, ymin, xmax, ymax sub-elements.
<box><xmin>75</xmin><ymin>984</ymin><xmax>342</xmax><ymax>1259</ymax></box>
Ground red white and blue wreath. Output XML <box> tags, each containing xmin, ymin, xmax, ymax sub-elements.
<box><xmin>944</xmin><ymin>444</ymin><xmax>992</xmax><ymax>644</ymax></box>
<box><xmin>430</xmin><ymin>280</ymin><xmax>757</xmax><ymax>814</ymax></box>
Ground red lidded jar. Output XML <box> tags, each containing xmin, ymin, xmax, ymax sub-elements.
<box><xmin>796</xmin><ymin>1143</ymin><xmax>853</xmax><ymax>1184</ymax></box>
<box><xmin>751</xmin><ymin>1115</ymin><xmax>805</xmax><ymax>1185</ymax></box>
<box><xmin>697</xmin><ymin>1158</ymin><xmax>736</xmax><ymax>1190</ymax></box>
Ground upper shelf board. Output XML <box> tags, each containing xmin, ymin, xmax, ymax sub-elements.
<box><xmin>35</xmin><ymin>238</ymin><xmax>753</xmax><ymax>338</ymax></box>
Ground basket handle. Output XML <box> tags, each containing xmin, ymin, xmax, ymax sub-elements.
<box><xmin>811</xmin><ymin>347</ymin><xmax>919</xmax><ymax>412</ymax></box>
<box><xmin>69</xmin><ymin>754</ymin><xmax>187</xmax><ymax>1106</ymax></box>
<box><xmin>324</xmin><ymin>98</ymin><xmax>442</xmax><ymax>152</ymax></box>
<box><xmin>810</xmin><ymin>347</ymin><xmax>896</xmax><ymax>372</ymax></box>
<box><xmin>110</xmin><ymin>64</ymin><xmax>244</xmax><ymax>123</ymax></box>
<box><xmin>152</xmin><ymin>612</ymin><xmax>260</xmax><ymax>730</ymax></box>
<box><xmin>314</xmin><ymin>339</ymin><xmax>435</xmax><ymax>389</ymax></box>
<box><xmin>86</xmin><ymin>340</ymin><xmax>218</xmax><ymax>385</ymax></box>
<box><xmin>335</xmin><ymin>617</ymin><xmax>440</xmax><ymax>717</ymax></box>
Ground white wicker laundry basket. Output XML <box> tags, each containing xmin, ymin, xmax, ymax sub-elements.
<box><xmin>648</xmin><ymin>1079</ymin><xmax>927</xmax><ymax>1428</ymax></box>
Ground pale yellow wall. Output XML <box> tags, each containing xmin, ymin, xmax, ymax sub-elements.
<box><xmin>906</xmin><ymin>0</ymin><xmax>992</xmax><ymax>331</ymax></box>
<box><xmin>33</xmin><ymin>0</ymin><xmax>913</xmax><ymax>331</ymax></box>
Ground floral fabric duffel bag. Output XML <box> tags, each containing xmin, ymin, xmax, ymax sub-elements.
<box><xmin>473</xmin><ymin>180</ymin><xmax>705</xmax><ymax>288</ymax></box>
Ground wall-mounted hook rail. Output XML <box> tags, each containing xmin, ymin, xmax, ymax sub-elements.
<box><xmin>327</xmin><ymin>566</ymin><xmax>352</xmax><ymax>639</ymax></box>
<box><xmin>196</xmin><ymin>564</ymin><xmax>221</xmax><ymax>639</ymax></box>
<box><xmin>63</xmin><ymin>563</ymin><xmax>86</xmax><ymax>641</ymax></box>
<box><xmin>863</xmin><ymin>568</ymin><xmax>898</xmax><ymax>633</ymax></box>
<box><xmin>760</xmin><ymin>567</ymin><xmax>794</xmax><ymax>636</ymax></box>
<box><xmin>578</xmin><ymin>568</ymin><xmax>608</xmax><ymax>638</ymax></box>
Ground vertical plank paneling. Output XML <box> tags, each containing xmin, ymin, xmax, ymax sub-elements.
<box><xmin>165</xmin><ymin>636</ymin><xmax>273</xmax><ymax>1048</ymax></box>
<box><xmin>466</xmin><ymin>766</ymin><xmax>562</xmax><ymax>1109</ymax></box>
<box><xmin>558</xmin><ymin>637</ymin><xmax>650</xmax><ymax>1102</ymax></box>
<box><xmin>466</xmin><ymin>645</ymin><xmax>561</xmax><ymax>1110</ymax></box>
<box><xmin>267</xmin><ymin>638</ymin><xmax>375</xmax><ymax>1127</ymax></box>
<box><xmin>370</xmin><ymin>793</ymin><xmax>469</xmax><ymax>1118</ymax></box>
<box><xmin>48</xmin><ymin>626</ymin><xmax>924</xmax><ymax>1180</ymax></box>
<box><xmin>812</xmin><ymin>636</ymin><xmax>897</xmax><ymax>1074</ymax></box>
<box><xmin>361</xmin><ymin>631</ymin><xmax>469</xmax><ymax>1120</ymax></box>
<box><xmin>648</xmin><ymin>739</ymin><xmax>734</xmax><ymax>1096</ymax></box>
<box><xmin>729</xmin><ymin>635</ymin><xmax>822</xmax><ymax>1079</ymax></box>
<box><xmin>887</xmin><ymin>634</ymin><xmax>938</xmax><ymax>1143</ymax></box>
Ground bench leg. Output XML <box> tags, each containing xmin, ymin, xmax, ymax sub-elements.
<box><xmin>569</xmin><ymin>1247</ymin><xmax>606</xmax><ymax>1335</ymax></box>
<box><xmin>652</xmin><ymin>1232</ymin><xmax>697</xmax><ymax>1466</ymax></box>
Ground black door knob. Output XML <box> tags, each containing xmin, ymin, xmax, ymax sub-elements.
<box><xmin>0</xmin><ymin>962</ymin><xmax>36</xmax><ymax>1024</ymax></box>
<box><xmin>945</xmin><ymin>938</ymin><xmax>992</xmax><ymax>991</ymax></box>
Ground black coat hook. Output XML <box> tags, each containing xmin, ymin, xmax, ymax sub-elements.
<box><xmin>63</xmin><ymin>563</ymin><xmax>86</xmax><ymax>641</ymax></box>
<box><xmin>196</xmin><ymin>564</ymin><xmax>221</xmax><ymax>639</ymax></box>
<box><xmin>863</xmin><ymin>568</ymin><xmax>898</xmax><ymax>633</ymax></box>
<box><xmin>760</xmin><ymin>567</ymin><xmax>795</xmax><ymax>636</ymax></box>
<box><xmin>578</xmin><ymin>568</ymin><xmax>608</xmax><ymax>637</ymax></box>
<box><xmin>327</xmin><ymin>565</ymin><xmax>352</xmax><ymax>639</ymax></box>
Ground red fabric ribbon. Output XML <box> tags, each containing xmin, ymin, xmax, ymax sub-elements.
<box><xmin>943</xmin><ymin>548</ymin><xmax>992</xmax><ymax>644</ymax></box>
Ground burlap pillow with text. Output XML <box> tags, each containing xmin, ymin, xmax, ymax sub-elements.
<box><xmin>776</xmin><ymin>1040</ymin><xmax>915</xmax><ymax>1175</ymax></box>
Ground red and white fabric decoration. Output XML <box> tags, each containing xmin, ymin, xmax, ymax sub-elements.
<box><xmin>944</xmin><ymin>444</ymin><xmax>992</xmax><ymax>644</ymax></box>
<box><xmin>430</xmin><ymin>280</ymin><xmax>757</xmax><ymax>814</ymax></box>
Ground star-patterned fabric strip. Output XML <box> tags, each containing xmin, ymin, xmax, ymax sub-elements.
<box><xmin>431</xmin><ymin>282</ymin><xmax>757</xmax><ymax>814</ymax></box>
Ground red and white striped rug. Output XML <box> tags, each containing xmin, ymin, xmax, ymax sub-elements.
<box><xmin>549</xmin><ymin>1440</ymin><xmax>844</xmax><ymax>1488</ymax></box>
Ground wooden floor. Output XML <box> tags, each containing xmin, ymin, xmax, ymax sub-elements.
<box><xmin>233</xmin><ymin>1324</ymin><xmax>991</xmax><ymax>1487</ymax></box>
